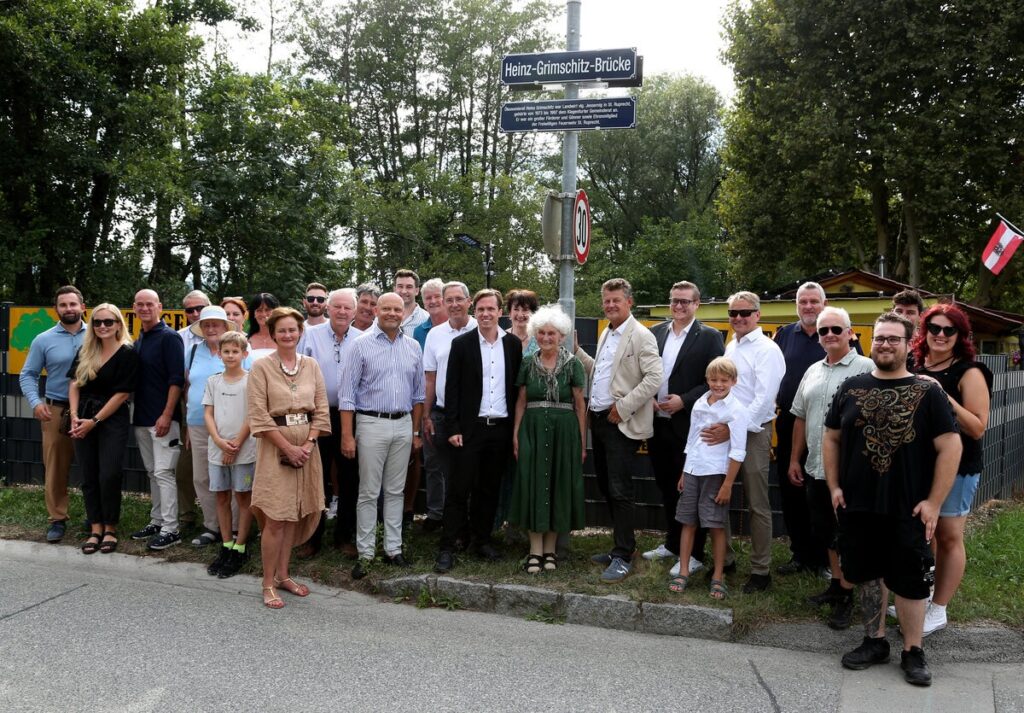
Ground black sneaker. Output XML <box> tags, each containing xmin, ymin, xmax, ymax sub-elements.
<box><xmin>900</xmin><ymin>646</ymin><xmax>932</xmax><ymax>686</ymax></box>
<box><xmin>776</xmin><ymin>558</ymin><xmax>809</xmax><ymax>576</ymax></box>
<box><xmin>808</xmin><ymin>582</ymin><xmax>845</xmax><ymax>606</ymax></box>
<box><xmin>147</xmin><ymin>531</ymin><xmax>182</xmax><ymax>551</ymax></box>
<box><xmin>46</xmin><ymin>521</ymin><xmax>67</xmax><ymax>543</ymax></box>
<box><xmin>841</xmin><ymin>636</ymin><xmax>891</xmax><ymax>670</ymax></box>
<box><xmin>217</xmin><ymin>549</ymin><xmax>248</xmax><ymax>579</ymax></box>
<box><xmin>207</xmin><ymin>546</ymin><xmax>233</xmax><ymax>576</ymax></box>
<box><xmin>828</xmin><ymin>595</ymin><xmax>854</xmax><ymax>630</ymax></box>
<box><xmin>131</xmin><ymin>523</ymin><xmax>161</xmax><ymax>541</ymax></box>
<box><xmin>434</xmin><ymin>550</ymin><xmax>455</xmax><ymax>573</ymax></box>
<box><xmin>742</xmin><ymin>573</ymin><xmax>772</xmax><ymax>593</ymax></box>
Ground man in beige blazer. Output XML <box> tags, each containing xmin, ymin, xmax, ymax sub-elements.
<box><xmin>587</xmin><ymin>278</ymin><xmax>663</xmax><ymax>582</ymax></box>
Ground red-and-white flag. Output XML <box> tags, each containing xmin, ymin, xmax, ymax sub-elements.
<box><xmin>982</xmin><ymin>217</ymin><xmax>1024</xmax><ymax>275</ymax></box>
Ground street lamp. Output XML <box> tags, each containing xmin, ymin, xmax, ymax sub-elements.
<box><xmin>454</xmin><ymin>233</ymin><xmax>494</xmax><ymax>289</ymax></box>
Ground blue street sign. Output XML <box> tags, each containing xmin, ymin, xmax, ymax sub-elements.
<box><xmin>500</xmin><ymin>97</ymin><xmax>637</xmax><ymax>133</ymax></box>
<box><xmin>501</xmin><ymin>48</ymin><xmax>638</xmax><ymax>86</ymax></box>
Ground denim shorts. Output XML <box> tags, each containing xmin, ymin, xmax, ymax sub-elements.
<box><xmin>209</xmin><ymin>462</ymin><xmax>255</xmax><ymax>493</ymax></box>
<box><xmin>940</xmin><ymin>472</ymin><xmax>980</xmax><ymax>517</ymax></box>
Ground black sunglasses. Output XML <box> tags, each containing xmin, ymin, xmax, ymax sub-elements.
<box><xmin>93</xmin><ymin>318</ymin><xmax>117</xmax><ymax>328</ymax></box>
<box><xmin>184</xmin><ymin>305</ymin><xmax>204</xmax><ymax>314</ymax></box>
<box><xmin>306</xmin><ymin>295</ymin><xmax>327</xmax><ymax>303</ymax></box>
<box><xmin>926</xmin><ymin>323</ymin><xmax>958</xmax><ymax>337</ymax></box>
<box><xmin>728</xmin><ymin>309</ymin><xmax>756</xmax><ymax>318</ymax></box>
<box><xmin>670</xmin><ymin>298</ymin><xmax>696</xmax><ymax>306</ymax></box>
<box><xmin>817</xmin><ymin>325</ymin><xmax>845</xmax><ymax>336</ymax></box>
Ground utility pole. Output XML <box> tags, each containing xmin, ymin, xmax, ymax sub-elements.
<box><xmin>557</xmin><ymin>0</ymin><xmax>581</xmax><ymax>323</ymax></box>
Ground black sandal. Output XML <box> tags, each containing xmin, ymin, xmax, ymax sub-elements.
<box><xmin>81</xmin><ymin>533</ymin><xmax>101</xmax><ymax>555</ymax></box>
<box><xmin>524</xmin><ymin>554</ymin><xmax>543</xmax><ymax>575</ymax></box>
<box><xmin>543</xmin><ymin>552</ymin><xmax>557</xmax><ymax>571</ymax></box>
<box><xmin>99</xmin><ymin>531</ymin><xmax>118</xmax><ymax>554</ymax></box>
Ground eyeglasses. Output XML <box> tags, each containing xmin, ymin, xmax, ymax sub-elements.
<box><xmin>926</xmin><ymin>324</ymin><xmax>958</xmax><ymax>337</ymax></box>
<box><xmin>871</xmin><ymin>335</ymin><xmax>906</xmax><ymax>346</ymax></box>
<box><xmin>728</xmin><ymin>309</ymin><xmax>756</xmax><ymax>318</ymax></box>
<box><xmin>670</xmin><ymin>298</ymin><xmax>696</xmax><ymax>307</ymax></box>
<box><xmin>92</xmin><ymin>318</ymin><xmax>117</xmax><ymax>328</ymax></box>
<box><xmin>817</xmin><ymin>325</ymin><xmax>846</xmax><ymax>336</ymax></box>
<box><xmin>306</xmin><ymin>295</ymin><xmax>327</xmax><ymax>303</ymax></box>
<box><xmin>184</xmin><ymin>305</ymin><xmax>204</xmax><ymax>314</ymax></box>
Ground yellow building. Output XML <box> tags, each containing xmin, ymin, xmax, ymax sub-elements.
<box><xmin>641</xmin><ymin>268</ymin><xmax>1024</xmax><ymax>356</ymax></box>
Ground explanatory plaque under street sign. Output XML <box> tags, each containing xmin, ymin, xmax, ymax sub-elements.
<box><xmin>500</xmin><ymin>97</ymin><xmax>636</xmax><ymax>133</ymax></box>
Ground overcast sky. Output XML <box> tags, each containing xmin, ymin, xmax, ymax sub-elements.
<box><xmin>217</xmin><ymin>0</ymin><xmax>735</xmax><ymax>99</ymax></box>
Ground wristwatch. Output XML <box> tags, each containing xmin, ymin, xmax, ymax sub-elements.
<box><xmin>91</xmin><ymin>416</ymin><xmax>101</xmax><ymax>424</ymax></box>
<box><xmin>306</xmin><ymin>436</ymin><xmax>316</xmax><ymax>443</ymax></box>
<box><xmin>413</xmin><ymin>431</ymin><xmax>421</xmax><ymax>437</ymax></box>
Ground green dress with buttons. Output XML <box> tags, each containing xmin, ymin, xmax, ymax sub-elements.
<box><xmin>509</xmin><ymin>351</ymin><xmax>586</xmax><ymax>533</ymax></box>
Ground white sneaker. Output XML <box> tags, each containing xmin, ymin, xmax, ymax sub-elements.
<box><xmin>668</xmin><ymin>557</ymin><xmax>706</xmax><ymax>576</ymax></box>
<box><xmin>887</xmin><ymin>604</ymin><xmax>898</xmax><ymax>619</ymax></box>
<box><xmin>327</xmin><ymin>496</ymin><xmax>338</xmax><ymax>520</ymax></box>
<box><xmin>642</xmin><ymin>544</ymin><xmax>674</xmax><ymax>561</ymax></box>
<box><xmin>922</xmin><ymin>603</ymin><xmax>947</xmax><ymax>636</ymax></box>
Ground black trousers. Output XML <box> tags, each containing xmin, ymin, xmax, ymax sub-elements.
<box><xmin>440</xmin><ymin>420</ymin><xmax>511</xmax><ymax>552</ymax></box>
<box><xmin>308</xmin><ymin>408</ymin><xmax>359</xmax><ymax>550</ymax></box>
<box><xmin>74</xmin><ymin>405</ymin><xmax>130</xmax><ymax>525</ymax></box>
<box><xmin>648</xmin><ymin>418</ymin><xmax>708</xmax><ymax>561</ymax></box>
<box><xmin>590</xmin><ymin>411</ymin><xmax>650</xmax><ymax>562</ymax></box>
<box><xmin>774</xmin><ymin>411</ymin><xmax>826</xmax><ymax>568</ymax></box>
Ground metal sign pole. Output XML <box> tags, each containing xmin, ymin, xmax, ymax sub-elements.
<box><xmin>558</xmin><ymin>0</ymin><xmax>581</xmax><ymax>323</ymax></box>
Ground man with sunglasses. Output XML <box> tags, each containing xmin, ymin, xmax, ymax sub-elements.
<box><xmin>299</xmin><ymin>288</ymin><xmax>362</xmax><ymax>557</ymax></box>
<box><xmin>773</xmin><ymin>282</ymin><xmax>861</xmax><ymax>578</ymax></box>
<box><xmin>176</xmin><ymin>290</ymin><xmax>211</xmax><ymax>532</ymax></box>
<box><xmin>722</xmin><ymin>291</ymin><xmax>786</xmax><ymax>593</ymax></box>
<box><xmin>20</xmin><ymin>285</ymin><xmax>87</xmax><ymax>543</ymax></box>
<box><xmin>788</xmin><ymin>306</ymin><xmax>873</xmax><ymax>629</ymax></box>
<box><xmin>303</xmin><ymin>282</ymin><xmax>329</xmax><ymax>326</ymax></box>
<box><xmin>824</xmin><ymin>312</ymin><xmax>961</xmax><ymax>686</ymax></box>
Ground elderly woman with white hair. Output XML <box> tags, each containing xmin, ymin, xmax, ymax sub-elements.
<box><xmin>509</xmin><ymin>305</ymin><xmax>589</xmax><ymax>573</ymax></box>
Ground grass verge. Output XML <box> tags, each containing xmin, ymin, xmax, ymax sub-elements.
<box><xmin>2</xmin><ymin>484</ymin><xmax>1021</xmax><ymax>632</ymax></box>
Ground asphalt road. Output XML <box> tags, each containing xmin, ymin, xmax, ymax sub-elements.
<box><xmin>1</xmin><ymin>541</ymin><xmax>1021</xmax><ymax>712</ymax></box>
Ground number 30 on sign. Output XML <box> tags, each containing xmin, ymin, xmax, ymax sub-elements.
<box><xmin>573</xmin><ymin>189</ymin><xmax>591</xmax><ymax>264</ymax></box>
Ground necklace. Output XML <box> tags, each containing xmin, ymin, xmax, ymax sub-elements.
<box><xmin>925</xmin><ymin>353</ymin><xmax>954</xmax><ymax>370</ymax></box>
<box><xmin>279</xmin><ymin>355</ymin><xmax>300</xmax><ymax>390</ymax></box>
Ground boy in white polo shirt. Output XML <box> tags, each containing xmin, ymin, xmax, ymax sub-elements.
<box><xmin>669</xmin><ymin>357</ymin><xmax>749</xmax><ymax>600</ymax></box>
<box><xmin>202</xmin><ymin>331</ymin><xmax>257</xmax><ymax>578</ymax></box>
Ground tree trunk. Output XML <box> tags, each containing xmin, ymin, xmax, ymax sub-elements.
<box><xmin>869</xmin><ymin>160</ymin><xmax>891</xmax><ymax>269</ymax></box>
<box><xmin>903</xmin><ymin>202</ymin><xmax>922</xmax><ymax>287</ymax></box>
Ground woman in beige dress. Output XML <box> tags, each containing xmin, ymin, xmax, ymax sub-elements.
<box><xmin>248</xmin><ymin>307</ymin><xmax>330</xmax><ymax>609</ymax></box>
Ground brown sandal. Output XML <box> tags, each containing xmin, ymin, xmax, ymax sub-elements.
<box><xmin>524</xmin><ymin>554</ymin><xmax>543</xmax><ymax>575</ymax></box>
<box><xmin>262</xmin><ymin>586</ymin><xmax>285</xmax><ymax>609</ymax></box>
<box><xmin>99</xmin><ymin>531</ymin><xmax>118</xmax><ymax>554</ymax></box>
<box><xmin>275</xmin><ymin>576</ymin><xmax>310</xmax><ymax>597</ymax></box>
<box><xmin>81</xmin><ymin>533</ymin><xmax>101</xmax><ymax>555</ymax></box>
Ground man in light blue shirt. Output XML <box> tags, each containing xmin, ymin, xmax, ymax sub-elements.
<box><xmin>19</xmin><ymin>286</ymin><xmax>87</xmax><ymax>542</ymax></box>
<box><xmin>340</xmin><ymin>292</ymin><xmax>425</xmax><ymax>578</ymax></box>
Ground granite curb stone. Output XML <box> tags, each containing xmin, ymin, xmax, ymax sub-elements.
<box><xmin>562</xmin><ymin>592</ymin><xmax>639</xmax><ymax>631</ymax></box>
<box><xmin>493</xmin><ymin>583</ymin><xmax>561</xmax><ymax>617</ymax></box>
<box><xmin>640</xmin><ymin>601</ymin><xmax>732</xmax><ymax>640</ymax></box>
<box><xmin>435</xmin><ymin>576</ymin><xmax>493</xmax><ymax>610</ymax></box>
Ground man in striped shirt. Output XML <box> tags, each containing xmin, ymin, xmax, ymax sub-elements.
<box><xmin>340</xmin><ymin>292</ymin><xmax>425</xmax><ymax>579</ymax></box>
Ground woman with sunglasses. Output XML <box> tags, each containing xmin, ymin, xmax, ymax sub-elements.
<box><xmin>910</xmin><ymin>303</ymin><xmax>992</xmax><ymax>635</ymax></box>
<box><xmin>247</xmin><ymin>293</ymin><xmax>280</xmax><ymax>359</ymax></box>
<box><xmin>67</xmin><ymin>304</ymin><xmax>139</xmax><ymax>554</ymax></box>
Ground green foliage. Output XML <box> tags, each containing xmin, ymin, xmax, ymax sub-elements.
<box><xmin>720</xmin><ymin>0</ymin><xmax>1024</xmax><ymax>309</ymax></box>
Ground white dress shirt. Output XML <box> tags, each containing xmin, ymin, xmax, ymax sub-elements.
<box><xmin>423</xmin><ymin>317</ymin><xmax>477</xmax><ymax>408</ymax></box>
<box><xmin>683</xmin><ymin>392</ymin><xmax>750</xmax><ymax>475</ymax></box>
<box><xmin>655</xmin><ymin>321</ymin><xmax>691</xmax><ymax>418</ymax></box>
<box><xmin>724</xmin><ymin>326</ymin><xmax>786</xmax><ymax>432</ymax></box>
<box><xmin>478</xmin><ymin>328</ymin><xmax>508</xmax><ymax>418</ymax></box>
<box><xmin>589</xmin><ymin>320</ymin><xmax>626</xmax><ymax>411</ymax></box>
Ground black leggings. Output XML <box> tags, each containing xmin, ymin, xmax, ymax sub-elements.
<box><xmin>74</xmin><ymin>405</ymin><xmax>130</xmax><ymax>525</ymax></box>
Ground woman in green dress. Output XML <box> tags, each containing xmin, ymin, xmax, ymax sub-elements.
<box><xmin>510</xmin><ymin>305</ymin><xmax>588</xmax><ymax>574</ymax></box>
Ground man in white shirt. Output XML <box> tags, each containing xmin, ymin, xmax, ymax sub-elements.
<box><xmin>395</xmin><ymin>269</ymin><xmax>430</xmax><ymax>336</ymax></box>
<box><xmin>723</xmin><ymin>290</ymin><xmax>786</xmax><ymax>593</ymax></box>
<box><xmin>433</xmin><ymin>289</ymin><xmax>522</xmax><ymax>571</ymax></box>
<box><xmin>587</xmin><ymin>278</ymin><xmax>663</xmax><ymax>583</ymax></box>
<box><xmin>421</xmin><ymin>281</ymin><xmax>477</xmax><ymax>530</ymax></box>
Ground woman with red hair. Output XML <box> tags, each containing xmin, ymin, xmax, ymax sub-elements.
<box><xmin>910</xmin><ymin>303</ymin><xmax>992</xmax><ymax>636</ymax></box>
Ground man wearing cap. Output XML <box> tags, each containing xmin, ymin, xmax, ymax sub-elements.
<box><xmin>176</xmin><ymin>290</ymin><xmax>210</xmax><ymax>531</ymax></box>
<box><xmin>20</xmin><ymin>286</ymin><xmax>87</xmax><ymax>543</ymax></box>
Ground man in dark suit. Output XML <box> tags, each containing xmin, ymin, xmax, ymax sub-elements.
<box><xmin>434</xmin><ymin>289</ymin><xmax>523</xmax><ymax>572</ymax></box>
<box><xmin>645</xmin><ymin>281</ymin><xmax>726</xmax><ymax>576</ymax></box>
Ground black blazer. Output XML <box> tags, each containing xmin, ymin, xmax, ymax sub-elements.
<box><xmin>444</xmin><ymin>328</ymin><xmax>523</xmax><ymax>437</ymax></box>
<box><xmin>651</xmin><ymin>319</ymin><xmax>725</xmax><ymax>439</ymax></box>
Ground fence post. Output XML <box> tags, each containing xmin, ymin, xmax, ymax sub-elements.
<box><xmin>1</xmin><ymin>301</ymin><xmax>11</xmax><ymax>486</ymax></box>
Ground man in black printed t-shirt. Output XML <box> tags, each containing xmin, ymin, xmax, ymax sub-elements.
<box><xmin>823</xmin><ymin>312</ymin><xmax>961</xmax><ymax>687</ymax></box>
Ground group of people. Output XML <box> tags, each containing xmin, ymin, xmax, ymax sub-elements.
<box><xmin>21</xmin><ymin>275</ymin><xmax>991</xmax><ymax>687</ymax></box>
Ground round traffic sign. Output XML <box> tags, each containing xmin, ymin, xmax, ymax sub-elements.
<box><xmin>573</xmin><ymin>189</ymin><xmax>591</xmax><ymax>264</ymax></box>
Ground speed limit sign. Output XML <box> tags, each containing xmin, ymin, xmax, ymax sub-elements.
<box><xmin>573</xmin><ymin>189</ymin><xmax>591</xmax><ymax>264</ymax></box>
